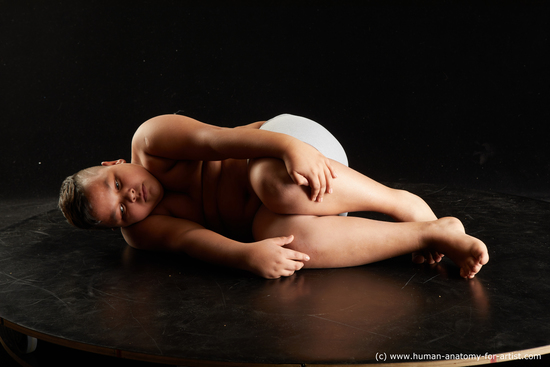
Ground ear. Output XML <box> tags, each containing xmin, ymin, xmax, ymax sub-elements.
<box><xmin>101</xmin><ymin>159</ymin><xmax>126</xmax><ymax>166</ymax></box>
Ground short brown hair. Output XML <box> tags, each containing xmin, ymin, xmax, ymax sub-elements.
<box><xmin>58</xmin><ymin>167</ymin><xmax>102</xmax><ymax>229</ymax></box>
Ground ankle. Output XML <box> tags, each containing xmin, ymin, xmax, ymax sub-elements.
<box><xmin>409</xmin><ymin>221</ymin><xmax>438</xmax><ymax>253</ymax></box>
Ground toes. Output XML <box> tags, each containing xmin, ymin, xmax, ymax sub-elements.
<box><xmin>479</xmin><ymin>250</ymin><xmax>490</xmax><ymax>265</ymax></box>
<box><xmin>412</xmin><ymin>252</ymin><xmax>425</xmax><ymax>264</ymax></box>
<box><xmin>461</xmin><ymin>261</ymin><xmax>483</xmax><ymax>279</ymax></box>
<box><xmin>425</xmin><ymin>252</ymin><xmax>435</xmax><ymax>264</ymax></box>
<box><xmin>461</xmin><ymin>268</ymin><xmax>474</xmax><ymax>279</ymax></box>
<box><xmin>412</xmin><ymin>251</ymin><xmax>444</xmax><ymax>265</ymax></box>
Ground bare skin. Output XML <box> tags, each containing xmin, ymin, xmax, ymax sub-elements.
<box><xmin>248</xmin><ymin>158</ymin><xmax>488</xmax><ymax>279</ymax></box>
<box><xmin>252</xmin><ymin>209</ymin><xmax>487</xmax><ymax>279</ymax></box>
<box><xmin>248</xmin><ymin>158</ymin><xmax>444</xmax><ymax>263</ymax></box>
<box><xmin>81</xmin><ymin>114</ymin><xmax>488</xmax><ymax>280</ymax></box>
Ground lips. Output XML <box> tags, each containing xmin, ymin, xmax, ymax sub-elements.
<box><xmin>142</xmin><ymin>184</ymin><xmax>148</xmax><ymax>202</ymax></box>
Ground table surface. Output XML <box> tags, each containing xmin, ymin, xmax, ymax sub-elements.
<box><xmin>1</xmin><ymin>184</ymin><xmax>549</xmax><ymax>365</ymax></box>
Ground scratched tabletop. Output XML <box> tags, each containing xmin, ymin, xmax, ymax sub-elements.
<box><xmin>1</xmin><ymin>184</ymin><xmax>549</xmax><ymax>365</ymax></box>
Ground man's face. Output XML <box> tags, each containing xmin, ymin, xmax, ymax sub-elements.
<box><xmin>84</xmin><ymin>162</ymin><xmax>163</xmax><ymax>228</ymax></box>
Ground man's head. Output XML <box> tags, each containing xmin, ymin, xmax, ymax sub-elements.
<box><xmin>59</xmin><ymin>160</ymin><xmax>163</xmax><ymax>229</ymax></box>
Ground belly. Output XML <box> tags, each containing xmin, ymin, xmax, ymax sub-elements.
<box><xmin>202</xmin><ymin>159</ymin><xmax>261</xmax><ymax>240</ymax></box>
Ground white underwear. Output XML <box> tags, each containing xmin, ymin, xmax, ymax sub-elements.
<box><xmin>260</xmin><ymin>114</ymin><xmax>348</xmax><ymax>166</ymax></box>
<box><xmin>260</xmin><ymin>114</ymin><xmax>349</xmax><ymax>216</ymax></box>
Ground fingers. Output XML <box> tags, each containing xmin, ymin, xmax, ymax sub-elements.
<box><xmin>264</xmin><ymin>256</ymin><xmax>308</xmax><ymax>279</ymax></box>
<box><xmin>273</xmin><ymin>234</ymin><xmax>294</xmax><ymax>246</ymax></box>
<box><xmin>326</xmin><ymin>160</ymin><xmax>337</xmax><ymax>193</ymax></box>
<box><xmin>272</xmin><ymin>239</ymin><xmax>310</xmax><ymax>278</ymax></box>
<box><xmin>281</xmin><ymin>248</ymin><xmax>309</xmax><ymax>276</ymax></box>
<box><xmin>290</xmin><ymin>172</ymin><xmax>309</xmax><ymax>187</ymax></box>
<box><xmin>308</xmin><ymin>167</ymin><xmax>334</xmax><ymax>203</ymax></box>
<box><xmin>276</xmin><ymin>252</ymin><xmax>308</xmax><ymax>278</ymax></box>
<box><xmin>313</xmin><ymin>163</ymin><xmax>333</xmax><ymax>202</ymax></box>
<box><xmin>285</xmin><ymin>248</ymin><xmax>310</xmax><ymax>262</ymax></box>
<box><xmin>292</xmin><ymin>171</ymin><xmax>325</xmax><ymax>202</ymax></box>
<box><xmin>310</xmin><ymin>173</ymin><xmax>325</xmax><ymax>202</ymax></box>
<box><xmin>327</xmin><ymin>160</ymin><xmax>338</xmax><ymax>179</ymax></box>
<box><xmin>274</xmin><ymin>236</ymin><xmax>310</xmax><ymax>264</ymax></box>
<box><xmin>290</xmin><ymin>158</ymin><xmax>337</xmax><ymax>203</ymax></box>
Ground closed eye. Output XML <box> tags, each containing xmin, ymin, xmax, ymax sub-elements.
<box><xmin>115</xmin><ymin>179</ymin><xmax>124</xmax><ymax>216</ymax></box>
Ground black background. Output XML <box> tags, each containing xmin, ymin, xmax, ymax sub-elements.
<box><xmin>1</xmin><ymin>3</ymin><xmax>549</xmax><ymax>365</ymax></box>
<box><xmin>1</xmin><ymin>1</ymin><xmax>549</xmax><ymax>202</ymax></box>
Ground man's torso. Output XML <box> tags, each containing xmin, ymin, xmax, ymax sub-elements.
<box><xmin>135</xmin><ymin>153</ymin><xmax>262</xmax><ymax>240</ymax></box>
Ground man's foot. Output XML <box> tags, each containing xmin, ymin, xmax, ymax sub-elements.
<box><xmin>426</xmin><ymin>217</ymin><xmax>489</xmax><ymax>279</ymax></box>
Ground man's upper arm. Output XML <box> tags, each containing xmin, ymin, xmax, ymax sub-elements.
<box><xmin>132</xmin><ymin>114</ymin><xmax>288</xmax><ymax>163</ymax></box>
<box><xmin>121</xmin><ymin>214</ymin><xmax>204</xmax><ymax>252</ymax></box>
<box><xmin>132</xmin><ymin>114</ymin><xmax>224</xmax><ymax>161</ymax></box>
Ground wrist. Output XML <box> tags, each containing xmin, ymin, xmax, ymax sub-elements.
<box><xmin>279</xmin><ymin>136</ymin><xmax>299</xmax><ymax>162</ymax></box>
<box><xmin>235</xmin><ymin>242</ymin><xmax>256</xmax><ymax>272</ymax></box>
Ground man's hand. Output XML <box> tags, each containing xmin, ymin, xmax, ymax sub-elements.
<box><xmin>282</xmin><ymin>141</ymin><xmax>338</xmax><ymax>202</ymax></box>
<box><xmin>245</xmin><ymin>235</ymin><xmax>310</xmax><ymax>279</ymax></box>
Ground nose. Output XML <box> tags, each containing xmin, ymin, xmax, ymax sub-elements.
<box><xmin>125</xmin><ymin>188</ymin><xmax>137</xmax><ymax>203</ymax></box>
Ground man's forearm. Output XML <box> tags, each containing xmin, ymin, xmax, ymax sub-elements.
<box><xmin>207</xmin><ymin>126</ymin><xmax>297</xmax><ymax>161</ymax></box>
<box><xmin>180</xmin><ymin>228</ymin><xmax>252</xmax><ymax>271</ymax></box>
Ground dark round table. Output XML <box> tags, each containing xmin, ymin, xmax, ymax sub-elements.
<box><xmin>1</xmin><ymin>184</ymin><xmax>549</xmax><ymax>365</ymax></box>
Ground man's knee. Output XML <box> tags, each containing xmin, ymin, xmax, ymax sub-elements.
<box><xmin>248</xmin><ymin>158</ymin><xmax>304</xmax><ymax>214</ymax></box>
<box><xmin>394</xmin><ymin>189</ymin><xmax>435</xmax><ymax>221</ymax></box>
